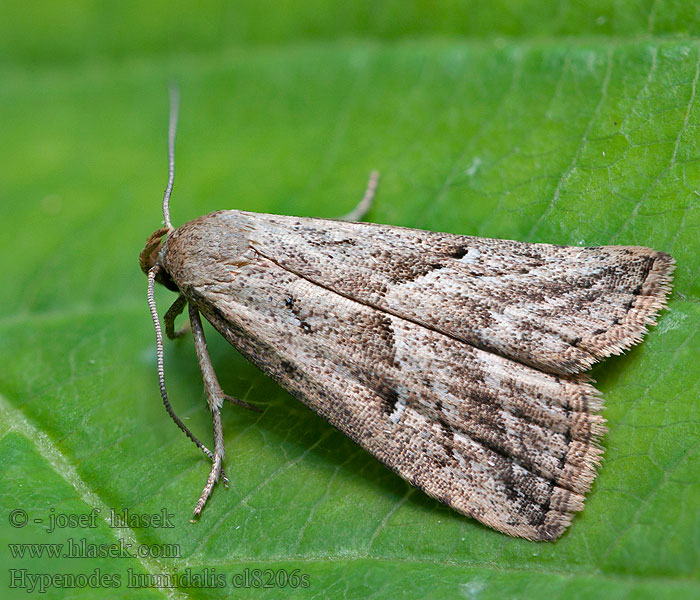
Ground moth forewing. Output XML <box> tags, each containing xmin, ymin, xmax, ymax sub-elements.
<box><xmin>148</xmin><ymin>210</ymin><xmax>673</xmax><ymax>541</ymax></box>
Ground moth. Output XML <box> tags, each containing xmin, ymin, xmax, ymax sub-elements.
<box><xmin>140</xmin><ymin>89</ymin><xmax>674</xmax><ymax>541</ymax></box>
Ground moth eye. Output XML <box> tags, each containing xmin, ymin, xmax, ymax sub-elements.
<box><xmin>156</xmin><ymin>269</ymin><xmax>179</xmax><ymax>292</ymax></box>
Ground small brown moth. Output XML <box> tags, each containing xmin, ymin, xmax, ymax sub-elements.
<box><xmin>140</xmin><ymin>88</ymin><xmax>674</xmax><ymax>541</ymax></box>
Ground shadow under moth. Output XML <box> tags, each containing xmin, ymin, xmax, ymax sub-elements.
<box><xmin>139</xmin><ymin>89</ymin><xmax>674</xmax><ymax>541</ymax></box>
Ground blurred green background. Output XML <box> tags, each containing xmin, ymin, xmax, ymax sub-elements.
<box><xmin>1</xmin><ymin>2</ymin><xmax>699</xmax><ymax>599</ymax></box>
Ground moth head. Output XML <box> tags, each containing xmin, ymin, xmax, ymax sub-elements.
<box><xmin>139</xmin><ymin>227</ymin><xmax>179</xmax><ymax>291</ymax></box>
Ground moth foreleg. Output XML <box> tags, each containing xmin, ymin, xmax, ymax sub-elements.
<box><xmin>188</xmin><ymin>304</ymin><xmax>228</xmax><ymax>516</ymax></box>
<box><xmin>192</xmin><ymin>408</ymin><xmax>224</xmax><ymax>519</ymax></box>
<box><xmin>165</xmin><ymin>296</ymin><xmax>229</xmax><ymax>484</ymax></box>
<box><xmin>339</xmin><ymin>170</ymin><xmax>379</xmax><ymax>222</ymax></box>
<box><xmin>147</xmin><ymin>267</ymin><xmax>228</xmax><ymax>485</ymax></box>
<box><xmin>164</xmin><ymin>294</ymin><xmax>189</xmax><ymax>339</ymax></box>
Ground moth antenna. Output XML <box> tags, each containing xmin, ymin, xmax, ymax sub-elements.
<box><xmin>340</xmin><ymin>170</ymin><xmax>379</xmax><ymax>222</ymax></box>
<box><xmin>162</xmin><ymin>84</ymin><xmax>180</xmax><ymax>231</ymax></box>
<box><xmin>147</xmin><ymin>266</ymin><xmax>228</xmax><ymax>485</ymax></box>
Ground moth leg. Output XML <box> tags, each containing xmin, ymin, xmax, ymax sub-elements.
<box><xmin>223</xmin><ymin>393</ymin><xmax>263</xmax><ymax>413</ymax></box>
<box><xmin>339</xmin><ymin>170</ymin><xmax>379</xmax><ymax>222</ymax></box>
<box><xmin>164</xmin><ymin>294</ymin><xmax>190</xmax><ymax>339</ymax></box>
<box><xmin>146</xmin><ymin>267</ymin><xmax>228</xmax><ymax>485</ymax></box>
<box><xmin>188</xmin><ymin>304</ymin><xmax>228</xmax><ymax>516</ymax></box>
<box><xmin>166</xmin><ymin>296</ymin><xmax>228</xmax><ymax>485</ymax></box>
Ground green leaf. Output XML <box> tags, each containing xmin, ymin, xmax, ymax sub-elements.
<box><xmin>1</xmin><ymin>4</ymin><xmax>699</xmax><ymax>599</ymax></box>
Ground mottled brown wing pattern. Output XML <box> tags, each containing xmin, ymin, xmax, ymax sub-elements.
<box><xmin>166</xmin><ymin>249</ymin><xmax>604</xmax><ymax>540</ymax></box>
<box><xmin>160</xmin><ymin>211</ymin><xmax>673</xmax><ymax>540</ymax></box>
<box><xmin>225</xmin><ymin>211</ymin><xmax>674</xmax><ymax>375</ymax></box>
